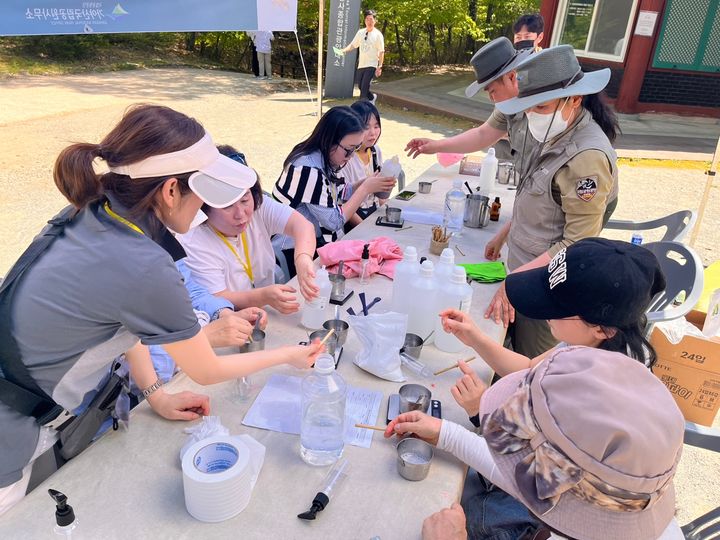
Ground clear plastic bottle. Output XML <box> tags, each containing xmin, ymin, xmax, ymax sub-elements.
<box><xmin>406</xmin><ymin>260</ymin><xmax>438</xmax><ymax>339</ymax></box>
<box><xmin>435</xmin><ymin>248</ymin><xmax>455</xmax><ymax>286</ymax></box>
<box><xmin>301</xmin><ymin>266</ymin><xmax>332</xmax><ymax>330</ymax></box>
<box><xmin>359</xmin><ymin>243</ymin><xmax>371</xmax><ymax>285</ymax></box>
<box><xmin>435</xmin><ymin>266</ymin><xmax>473</xmax><ymax>353</ymax></box>
<box><xmin>49</xmin><ymin>489</ymin><xmax>79</xmax><ymax>539</ymax></box>
<box><xmin>478</xmin><ymin>147</ymin><xmax>498</xmax><ymax>196</ymax></box>
<box><xmin>391</xmin><ymin>246</ymin><xmax>420</xmax><ymax>315</ymax></box>
<box><xmin>443</xmin><ymin>179</ymin><xmax>466</xmax><ymax>237</ymax></box>
<box><xmin>300</xmin><ymin>354</ymin><xmax>347</xmax><ymax>466</ymax></box>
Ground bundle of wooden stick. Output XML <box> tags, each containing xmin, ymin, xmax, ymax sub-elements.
<box><xmin>431</xmin><ymin>225</ymin><xmax>450</xmax><ymax>243</ymax></box>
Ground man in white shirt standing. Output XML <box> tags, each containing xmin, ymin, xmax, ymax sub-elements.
<box><xmin>336</xmin><ymin>9</ymin><xmax>385</xmax><ymax>103</ymax></box>
<box><xmin>249</xmin><ymin>30</ymin><xmax>274</xmax><ymax>79</ymax></box>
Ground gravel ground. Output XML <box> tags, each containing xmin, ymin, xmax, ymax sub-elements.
<box><xmin>0</xmin><ymin>67</ymin><xmax>718</xmax><ymax>524</ymax></box>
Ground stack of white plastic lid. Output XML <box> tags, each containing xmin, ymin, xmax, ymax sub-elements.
<box><xmin>181</xmin><ymin>435</ymin><xmax>263</xmax><ymax>522</ymax></box>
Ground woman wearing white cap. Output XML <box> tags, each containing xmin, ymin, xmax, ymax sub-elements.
<box><xmin>0</xmin><ymin>105</ymin><xmax>323</xmax><ymax>513</ymax></box>
<box><xmin>484</xmin><ymin>45</ymin><xmax>621</xmax><ymax>359</ymax></box>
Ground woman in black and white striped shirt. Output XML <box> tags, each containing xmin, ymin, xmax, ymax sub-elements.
<box><xmin>272</xmin><ymin>106</ymin><xmax>395</xmax><ymax>254</ymax></box>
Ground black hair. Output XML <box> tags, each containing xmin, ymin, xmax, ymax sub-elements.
<box><xmin>513</xmin><ymin>14</ymin><xmax>544</xmax><ymax>34</ymax></box>
<box><xmin>582</xmin><ymin>91</ymin><xmax>621</xmax><ymax>143</ymax></box>
<box><xmin>596</xmin><ymin>315</ymin><xmax>659</xmax><ymax>368</ymax></box>
<box><xmin>350</xmin><ymin>100</ymin><xmax>382</xmax><ymax>145</ymax></box>
<box><xmin>283</xmin><ymin>106</ymin><xmax>365</xmax><ymax>176</ymax></box>
<box><xmin>211</xmin><ymin>144</ymin><xmax>263</xmax><ymax>211</ymax></box>
<box><xmin>364</xmin><ymin>9</ymin><xmax>376</xmax><ymax>17</ymax></box>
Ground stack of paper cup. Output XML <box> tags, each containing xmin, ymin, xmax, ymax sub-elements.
<box><xmin>181</xmin><ymin>434</ymin><xmax>265</xmax><ymax>522</ymax></box>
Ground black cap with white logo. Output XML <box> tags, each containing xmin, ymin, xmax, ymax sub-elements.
<box><xmin>506</xmin><ymin>238</ymin><xmax>666</xmax><ymax>327</ymax></box>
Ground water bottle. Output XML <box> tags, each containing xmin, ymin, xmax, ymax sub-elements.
<box><xmin>301</xmin><ymin>266</ymin><xmax>332</xmax><ymax>330</ymax></box>
<box><xmin>443</xmin><ymin>179</ymin><xmax>466</xmax><ymax>237</ymax></box>
<box><xmin>435</xmin><ymin>248</ymin><xmax>455</xmax><ymax>286</ymax></box>
<box><xmin>406</xmin><ymin>260</ymin><xmax>438</xmax><ymax>339</ymax></box>
<box><xmin>631</xmin><ymin>233</ymin><xmax>643</xmax><ymax>245</ymax></box>
<box><xmin>435</xmin><ymin>266</ymin><xmax>473</xmax><ymax>353</ymax></box>
<box><xmin>391</xmin><ymin>246</ymin><xmax>420</xmax><ymax>315</ymax></box>
<box><xmin>300</xmin><ymin>353</ymin><xmax>347</xmax><ymax>466</ymax></box>
<box><xmin>478</xmin><ymin>147</ymin><xmax>498</xmax><ymax>196</ymax></box>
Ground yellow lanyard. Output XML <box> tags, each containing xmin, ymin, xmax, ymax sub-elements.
<box><xmin>103</xmin><ymin>202</ymin><xmax>145</xmax><ymax>236</ymax></box>
<box><xmin>210</xmin><ymin>225</ymin><xmax>254</xmax><ymax>286</ymax></box>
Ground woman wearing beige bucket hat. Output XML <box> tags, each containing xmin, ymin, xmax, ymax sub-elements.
<box><xmin>387</xmin><ymin>346</ymin><xmax>686</xmax><ymax>540</ymax></box>
<box><xmin>0</xmin><ymin>104</ymin><xmax>324</xmax><ymax>514</ymax></box>
<box><xmin>482</xmin><ymin>45</ymin><xmax>622</xmax><ymax>360</ymax></box>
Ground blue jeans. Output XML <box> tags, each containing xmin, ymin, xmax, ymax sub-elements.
<box><xmin>461</xmin><ymin>469</ymin><xmax>539</xmax><ymax>540</ymax></box>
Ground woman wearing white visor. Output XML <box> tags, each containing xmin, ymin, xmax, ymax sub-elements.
<box><xmin>0</xmin><ymin>105</ymin><xmax>323</xmax><ymax>513</ymax></box>
<box><xmin>483</xmin><ymin>45</ymin><xmax>620</xmax><ymax>359</ymax></box>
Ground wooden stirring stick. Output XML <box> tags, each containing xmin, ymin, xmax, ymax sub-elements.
<box><xmin>319</xmin><ymin>328</ymin><xmax>335</xmax><ymax>346</ymax></box>
<box><xmin>355</xmin><ymin>423</ymin><xmax>386</xmax><ymax>431</ymax></box>
<box><xmin>433</xmin><ymin>356</ymin><xmax>476</xmax><ymax>376</ymax></box>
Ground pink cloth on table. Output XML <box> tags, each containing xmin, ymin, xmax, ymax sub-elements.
<box><xmin>317</xmin><ymin>236</ymin><xmax>403</xmax><ymax>279</ymax></box>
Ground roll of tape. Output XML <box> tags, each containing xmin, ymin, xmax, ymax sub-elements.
<box><xmin>181</xmin><ymin>435</ymin><xmax>255</xmax><ymax>522</ymax></box>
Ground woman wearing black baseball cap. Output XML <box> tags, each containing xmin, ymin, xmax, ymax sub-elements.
<box><xmin>440</xmin><ymin>238</ymin><xmax>666</xmax><ymax>423</ymax></box>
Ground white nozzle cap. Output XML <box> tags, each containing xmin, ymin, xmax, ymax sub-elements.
<box><xmin>403</xmin><ymin>246</ymin><xmax>418</xmax><ymax>262</ymax></box>
<box><xmin>440</xmin><ymin>248</ymin><xmax>455</xmax><ymax>264</ymax></box>
<box><xmin>314</xmin><ymin>353</ymin><xmax>336</xmax><ymax>374</ymax></box>
<box><xmin>486</xmin><ymin>148</ymin><xmax>495</xmax><ymax>157</ymax></box>
<box><xmin>451</xmin><ymin>266</ymin><xmax>467</xmax><ymax>284</ymax></box>
<box><xmin>420</xmin><ymin>260</ymin><xmax>435</xmax><ymax>277</ymax></box>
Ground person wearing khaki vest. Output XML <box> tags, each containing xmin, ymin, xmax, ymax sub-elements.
<box><xmin>485</xmin><ymin>45</ymin><xmax>620</xmax><ymax>358</ymax></box>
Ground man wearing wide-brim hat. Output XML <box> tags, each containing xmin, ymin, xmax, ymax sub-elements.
<box><xmin>483</xmin><ymin>44</ymin><xmax>620</xmax><ymax>359</ymax></box>
<box><xmin>405</xmin><ymin>37</ymin><xmax>533</xmax><ymax>160</ymax></box>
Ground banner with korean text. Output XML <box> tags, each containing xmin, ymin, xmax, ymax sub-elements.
<box><xmin>323</xmin><ymin>0</ymin><xmax>361</xmax><ymax>99</ymax></box>
<box><xmin>0</xmin><ymin>0</ymin><xmax>297</xmax><ymax>36</ymax></box>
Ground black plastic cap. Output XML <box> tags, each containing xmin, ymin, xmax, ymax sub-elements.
<box><xmin>49</xmin><ymin>489</ymin><xmax>75</xmax><ymax>527</ymax></box>
<box><xmin>361</xmin><ymin>244</ymin><xmax>370</xmax><ymax>260</ymax></box>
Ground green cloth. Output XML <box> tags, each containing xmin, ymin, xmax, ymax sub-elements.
<box><xmin>458</xmin><ymin>261</ymin><xmax>507</xmax><ymax>283</ymax></box>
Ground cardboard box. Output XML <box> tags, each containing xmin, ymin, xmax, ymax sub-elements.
<box><xmin>651</xmin><ymin>310</ymin><xmax>720</xmax><ymax>426</ymax></box>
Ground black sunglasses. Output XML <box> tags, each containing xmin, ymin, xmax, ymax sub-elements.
<box><xmin>364</xmin><ymin>31</ymin><xmax>368</xmax><ymax>41</ymax></box>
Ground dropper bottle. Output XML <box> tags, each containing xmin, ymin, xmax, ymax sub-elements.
<box><xmin>359</xmin><ymin>243</ymin><xmax>371</xmax><ymax>285</ymax></box>
<box><xmin>49</xmin><ymin>489</ymin><xmax>79</xmax><ymax>538</ymax></box>
<box><xmin>298</xmin><ymin>459</ymin><xmax>351</xmax><ymax>520</ymax></box>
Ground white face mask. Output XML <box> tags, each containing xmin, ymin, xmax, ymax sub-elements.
<box><xmin>526</xmin><ymin>98</ymin><xmax>571</xmax><ymax>142</ymax></box>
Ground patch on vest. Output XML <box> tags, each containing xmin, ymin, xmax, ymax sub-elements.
<box><xmin>576</xmin><ymin>177</ymin><xmax>598</xmax><ymax>202</ymax></box>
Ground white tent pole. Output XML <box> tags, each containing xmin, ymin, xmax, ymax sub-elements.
<box><xmin>689</xmin><ymin>135</ymin><xmax>720</xmax><ymax>247</ymax></box>
<box><xmin>294</xmin><ymin>30</ymin><xmax>315</xmax><ymax>107</ymax></box>
<box><xmin>317</xmin><ymin>0</ymin><xmax>324</xmax><ymax>117</ymax></box>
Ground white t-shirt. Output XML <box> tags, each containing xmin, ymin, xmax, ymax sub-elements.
<box><xmin>343</xmin><ymin>146</ymin><xmax>383</xmax><ymax>209</ymax></box>
<box><xmin>179</xmin><ymin>198</ymin><xmax>293</xmax><ymax>293</ymax></box>
<box><xmin>350</xmin><ymin>27</ymin><xmax>384</xmax><ymax>68</ymax></box>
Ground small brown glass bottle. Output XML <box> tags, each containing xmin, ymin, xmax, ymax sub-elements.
<box><xmin>490</xmin><ymin>196</ymin><xmax>501</xmax><ymax>221</ymax></box>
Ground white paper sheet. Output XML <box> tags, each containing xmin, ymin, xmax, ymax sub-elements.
<box><xmin>241</xmin><ymin>374</ymin><xmax>383</xmax><ymax>448</ymax></box>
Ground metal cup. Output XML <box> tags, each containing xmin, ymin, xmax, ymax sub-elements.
<box><xmin>401</xmin><ymin>333</ymin><xmax>424</xmax><ymax>360</ymax></box>
<box><xmin>398</xmin><ymin>384</ymin><xmax>432</xmax><ymax>413</ymax></box>
<box><xmin>309</xmin><ymin>329</ymin><xmax>339</xmax><ymax>356</ymax></box>
<box><xmin>322</xmin><ymin>319</ymin><xmax>349</xmax><ymax>347</ymax></box>
<box><xmin>496</xmin><ymin>162</ymin><xmax>515</xmax><ymax>185</ymax></box>
<box><xmin>418</xmin><ymin>181</ymin><xmax>432</xmax><ymax>194</ymax></box>
<box><xmin>396</xmin><ymin>438</ymin><xmax>434</xmax><ymax>481</ymax></box>
<box><xmin>385</xmin><ymin>206</ymin><xmax>402</xmax><ymax>224</ymax></box>
<box><xmin>329</xmin><ymin>273</ymin><xmax>346</xmax><ymax>300</ymax></box>
<box><xmin>238</xmin><ymin>329</ymin><xmax>266</xmax><ymax>353</ymax></box>
<box><xmin>464</xmin><ymin>194</ymin><xmax>490</xmax><ymax>228</ymax></box>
